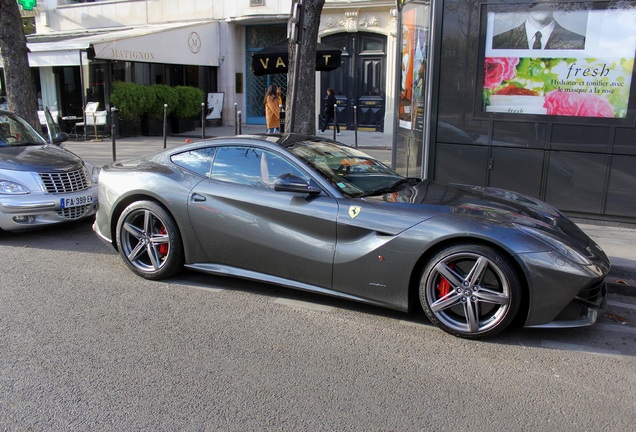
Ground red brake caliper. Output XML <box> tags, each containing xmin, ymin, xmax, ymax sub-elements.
<box><xmin>437</xmin><ymin>263</ymin><xmax>454</xmax><ymax>298</ymax></box>
<box><xmin>158</xmin><ymin>226</ymin><xmax>168</xmax><ymax>256</ymax></box>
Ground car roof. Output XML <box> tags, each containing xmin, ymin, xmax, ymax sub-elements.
<box><xmin>168</xmin><ymin>133</ymin><xmax>345</xmax><ymax>154</ymax></box>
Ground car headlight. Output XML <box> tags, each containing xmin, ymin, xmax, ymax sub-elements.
<box><xmin>91</xmin><ymin>166</ymin><xmax>101</xmax><ymax>183</ymax></box>
<box><xmin>83</xmin><ymin>165</ymin><xmax>101</xmax><ymax>185</ymax></box>
<box><xmin>0</xmin><ymin>180</ymin><xmax>30</xmax><ymax>195</ymax></box>
<box><xmin>518</xmin><ymin>225</ymin><xmax>592</xmax><ymax>266</ymax></box>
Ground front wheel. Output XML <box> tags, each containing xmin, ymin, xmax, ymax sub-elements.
<box><xmin>116</xmin><ymin>200</ymin><xmax>184</xmax><ymax>280</ymax></box>
<box><xmin>419</xmin><ymin>244</ymin><xmax>521</xmax><ymax>339</ymax></box>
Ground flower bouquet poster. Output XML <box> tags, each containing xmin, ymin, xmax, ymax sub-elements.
<box><xmin>482</xmin><ymin>2</ymin><xmax>635</xmax><ymax>119</ymax></box>
<box><xmin>399</xmin><ymin>5</ymin><xmax>428</xmax><ymax>131</ymax></box>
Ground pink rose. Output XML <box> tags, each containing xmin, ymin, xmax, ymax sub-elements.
<box><xmin>544</xmin><ymin>90</ymin><xmax>615</xmax><ymax>118</ymax></box>
<box><xmin>483</xmin><ymin>58</ymin><xmax>520</xmax><ymax>90</ymax></box>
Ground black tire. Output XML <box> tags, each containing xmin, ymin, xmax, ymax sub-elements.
<box><xmin>419</xmin><ymin>244</ymin><xmax>521</xmax><ymax>339</ymax></box>
<box><xmin>116</xmin><ymin>200</ymin><xmax>184</xmax><ymax>280</ymax></box>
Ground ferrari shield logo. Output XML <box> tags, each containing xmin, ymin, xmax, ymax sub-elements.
<box><xmin>348</xmin><ymin>205</ymin><xmax>361</xmax><ymax>219</ymax></box>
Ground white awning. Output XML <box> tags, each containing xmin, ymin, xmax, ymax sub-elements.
<box><xmin>22</xmin><ymin>21</ymin><xmax>220</xmax><ymax>68</ymax></box>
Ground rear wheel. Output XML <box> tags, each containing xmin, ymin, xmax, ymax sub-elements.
<box><xmin>116</xmin><ymin>201</ymin><xmax>184</xmax><ymax>280</ymax></box>
<box><xmin>419</xmin><ymin>244</ymin><xmax>521</xmax><ymax>339</ymax></box>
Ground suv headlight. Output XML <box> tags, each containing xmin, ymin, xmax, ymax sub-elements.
<box><xmin>91</xmin><ymin>166</ymin><xmax>100</xmax><ymax>183</ymax></box>
<box><xmin>84</xmin><ymin>164</ymin><xmax>100</xmax><ymax>184</ymax></box>
<box><xmin>82</xmin><ymin>165</ymin><xmax>101</xmax><ymax>185</ymax></box>
<box><xmin>0</xmin><ymin>180</ymin><xmax>30</xmax><ymax>195</ymax></box>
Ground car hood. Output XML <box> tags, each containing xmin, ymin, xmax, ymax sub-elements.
<box><xmin>0</xmin><ymin>145</ymin><xmax>84</xmax><ymax>172</ymax></box>
<box><xmin>375</xmin><ymin>180</ymin><xmax>591</xmax><ymax>244</ymax></box>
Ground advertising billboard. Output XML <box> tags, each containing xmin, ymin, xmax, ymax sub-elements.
<box><xmin>399</xmin><ymin>4</ymin><xmax>429</xmax><ymax>131</ymax></box>
<box><xmin>482</xmin><ymin>2</ymin><xmax>635</xmax><ymax>119</ymax></box>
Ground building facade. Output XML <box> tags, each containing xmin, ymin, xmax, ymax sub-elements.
<box><xmin>6</xmin><ymin>0</ymin><xmax>397</xmax><ymax>135</ymax></box>
<box><xmin>3</xmin><ymin>0</ymin><xmax>636</xmax><ymax>222</ymax></box>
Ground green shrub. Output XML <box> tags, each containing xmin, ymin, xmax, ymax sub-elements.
<box><xmin>146</xmin><ymin>84</ymin><xmax>179</xmax><ymax>119</ymax></box>
<box><xmin>110</xmin><ymin>82</ymin><xmax>150</xmax><ymax>121</ymax></box>
<box><xmin>174</xmin><ymin>86</ymin><xmax>205</xmax><ymax>118</ymax></box>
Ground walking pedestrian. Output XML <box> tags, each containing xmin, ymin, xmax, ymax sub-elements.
<box><xmin>264</xmin><ymin>84</ymin><xmax>280</xmax><ymax>133</ymax></box>
<box><xmin>321</xmin><ymin>88</ymin><xmax>340</xmax><ymax>134</ymax></box>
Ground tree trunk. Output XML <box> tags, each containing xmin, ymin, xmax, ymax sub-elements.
<box><xmin>286</xmin><ymin>0</ymin><xmax>325</xmax><ymax>135</ymax></box>
<box><xmin>0</xmin><ymin>0</ymin><xmax>38</xmax><ymax>129</ymax></box>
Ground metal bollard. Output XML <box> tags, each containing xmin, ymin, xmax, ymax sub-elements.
<box><xmin>279</xmin><ymin>104</ymin><xmax>285</xmax><ymax>133</ymax></box>
<box><xmin>201</xmin><ymin>102</ymin><xmax>206</xmax><ymax>140</ymax></box>
<box><xmin>111</xmin><ymin>106</ymin><xmax>118</xmax><ymax>161</ymax></box>
<box><xmin>354</xmin><ymin>105</ymin><xmax>358</xmax><ymax>148</ymax></box>
<box><xmin>332</xmin><ymin>103</ymin><xmax>337</xmax><ymax>141</ymax></box>
<box><xmin>238</xmin><ymin>111</ymin><xmax>242</xmax><ymax>135</ymax></box>
<box><xmin>234</xmin><ymin>103</ymin><xmax>238</xmax><ymax>135</ymax></box>
<box><xmin>163</xmin><ymin>104</ymin><xmax>168</xmax><ymax>149</ymax></box>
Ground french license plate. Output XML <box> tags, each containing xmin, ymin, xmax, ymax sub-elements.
<box><xmin>60</xmin><ymin>194</ymin><xmax>96</xmax><ymax>208</ymax></box>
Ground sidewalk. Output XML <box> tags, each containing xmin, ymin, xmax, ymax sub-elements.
<box><xmin>63</xmin><ymin>125</ymin><xmax>636</xmax><ymax>297</ymax></box>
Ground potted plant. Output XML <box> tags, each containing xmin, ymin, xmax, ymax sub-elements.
<box><xmin>110</xmin><ymin>82</ymin><xmax>149</xmax><ymax>137</ymax></box>
<box><xmin>142</xmin><ymin>84</ymin><xmax>178</xmax><ymax>136</ymax></box>
<box><xmin>171</xmin><ymin>86</ymin><xmax>205</xmax><ymax>133</ymax></box>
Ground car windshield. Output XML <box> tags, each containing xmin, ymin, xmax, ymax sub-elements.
<box><xmin>284</xmin><ymin>139</ymin><xmax>406</xmax><ymax>198</ymax></box>
<box><xmin>0</xmin><ymin>112</ymin><xmax>47</xmax><ymax>147</ymax></box>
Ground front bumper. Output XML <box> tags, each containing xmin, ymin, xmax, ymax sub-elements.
<box><xmin>527</xmin><ymin>279</ymin><xmax>608</xmax><ymax>328</ymax></box>
<box><xmin>0</xmin><ymin>187</ymin><xmax>98</xmax><ymax>231</ymax></box>
<box><xmin>521</xmin><ymin>249</ymin><xmax>610</xmax><ymax>327</ymax></box>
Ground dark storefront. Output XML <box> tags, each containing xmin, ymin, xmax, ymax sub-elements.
<box><xmin>7</xmin><ymin>22</ymin><xmax>219</xmax><ymax>137</ymax></box>
<box><xmin>320</xmin><ymin>32</ymin><xmax>388</xmax><ymax>132</ymax></box>
<box><xmin>398</xmin><ymin>0</ymin><xmax>636</xmax><ymax>222</ymax></box>
<box><xmin>246</xmin><ymin>25</ymin><xmax>289</xmax><ymax>126</ymax></box>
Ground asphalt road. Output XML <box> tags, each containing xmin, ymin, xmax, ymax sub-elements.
<box><xmin>1</xmin><ymin>221</ymin><xmax>635</xmax><ymax>431</ymax></box>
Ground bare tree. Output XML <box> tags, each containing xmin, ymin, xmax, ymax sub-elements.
<box><xmin>286</xmin><ymin>0</ymin><xmax>325</xmax><ymax>134</ymax></box>
<box><xmin>0</xmin><ymin>0</ymin><xmax>38</xmax><ymax>128</ymax></box>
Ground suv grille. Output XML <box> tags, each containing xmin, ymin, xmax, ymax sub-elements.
<box><xmin>39</xmin><ymin>169</ymin><xmax>90</xmax><ymax>193</ymax></box>
<box><xmin>56</xmin><ymin>204</ymin><xmax>93</xmax><ymax>220</ymax></box>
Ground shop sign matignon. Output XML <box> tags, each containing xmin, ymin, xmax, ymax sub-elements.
<box><xmin>110</xmin><ymin>49</ymin><xmax>156</xmax><ymax>61</ymax></box>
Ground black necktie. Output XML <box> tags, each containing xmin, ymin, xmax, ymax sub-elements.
<box><xmin>533</xmin><ymin>31</ymin><xmax>542</xmax><ymax>49</ymax></box>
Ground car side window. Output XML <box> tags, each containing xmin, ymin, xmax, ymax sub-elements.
<box><xmin>210</xmin><ymin>146</ymin><xmax>309</xmax><ymax>189</ymax></box>
<box><xmin>171</xmin><ymin>147</ymin><xmax>217</xmax><ymax>177</ymax></box>
<box><xmin>0</xmin><ymin>115</ymin><xmax>44</xmax><ymax>146</ymax></box>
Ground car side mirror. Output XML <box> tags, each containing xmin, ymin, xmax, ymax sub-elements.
<box><xmin>51</xmin><ymin>131</ymin><xmax>69</xmax><ymax>145</ymax></box>
<box><xmin>43</xmin><ymin>107</ymin><xmax>66</xmax><ymax>144</ymax></box>
<box><xmin>273</xmin><ymin>173</ymin><xmax>321</xmax><ymax>195</ymax></box>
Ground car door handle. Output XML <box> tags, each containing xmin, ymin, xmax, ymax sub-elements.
<box><xmin>191</xmin><ymin>193</ymin><xmax>206</xmax><ymax>202</ymax></box>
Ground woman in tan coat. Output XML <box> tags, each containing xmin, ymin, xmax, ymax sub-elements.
<box><xmin>264</xmin><ymin>84</ymin><xmax>281</xmax><ymax>133</ymax></box>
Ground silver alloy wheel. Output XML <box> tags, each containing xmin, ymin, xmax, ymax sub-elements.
<box><xmin>423</xmin><ymin>251</ymin><xmax>512</xmax><ymax>335</ymax></box>
<box><xmin>120</xmin><ymin>208</ymin><xmax>172</xmax><ymax>273</ymax></box>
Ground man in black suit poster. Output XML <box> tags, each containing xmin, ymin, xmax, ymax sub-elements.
<box><xmin>493</xmin><ymin>5</ymin><xmax>586</xmax><ymax>50</ymax></box>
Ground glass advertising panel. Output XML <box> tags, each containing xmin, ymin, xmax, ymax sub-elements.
<box><xmin>481</xmin><ymin>2</ymin><xmax>636</xmax><ymax>120</ymax></box>
<box><xmin>399</xmin><ymin>3</ymin><xmax>430</xmax><ymax>132</ymax></box>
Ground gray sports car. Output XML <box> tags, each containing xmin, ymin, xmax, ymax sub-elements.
<box><xmin>94</xmin><ymin>134</ymin><xmax>609</xmax><ymax>339</ymax></box>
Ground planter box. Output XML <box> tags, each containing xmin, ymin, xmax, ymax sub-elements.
<box><xmin>142</xmin><ymin>117</ymin><xmax>171</xmax><ymax>136</ymax></box>
<box><xmin>171</xmin><ymin>117</ymin><xmax>196</xmax><ymax>134</ymax></box>
<box><xmin>117</xmin><ymin>119</ymin><xmax>142</xmax><ymax>138</ymax></box>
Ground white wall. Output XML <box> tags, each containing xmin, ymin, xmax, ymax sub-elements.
<box><xmin>37</xmin><ymin>0</ymin><xmax>293</xmax><ymax>32</ymax></box>
<box><xmin>218</xmin><ymin>21</ymin><xmax>247</xmax><ymax>125</ymax></box>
